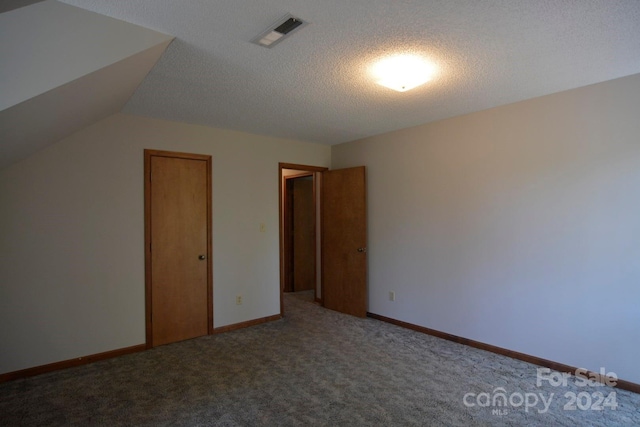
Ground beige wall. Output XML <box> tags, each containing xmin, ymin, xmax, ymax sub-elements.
<box><xmin>3</xmin><ymin>73</ymin><xmax>640</xmax><ymax>384</ymax></box>
<box><xmin>0</xmin><ymin>113</ymin><xmax>330</xmax><ymax>374</ymax></box>
<box><xmin>332</xmin><ymin>72</ymin><xmax>640</xmax><ymax>384</ymax></box>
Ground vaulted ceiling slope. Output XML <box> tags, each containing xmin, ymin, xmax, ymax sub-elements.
<box><xmin>0</xmin><ymin>1</ymin><xmax>173</xmax><ymax>169</ymax></box>
<box><xmin>3</xmin><ymin>1</ymin><xmax>640</xmax><ymax>170</ymax></box>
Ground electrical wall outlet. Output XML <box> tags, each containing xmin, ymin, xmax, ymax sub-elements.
<box><xmin>389</xmin><ymin>291</ymin><xmax>395</xmax><ymax>302</ymax></box>
<box><xmin>236</xmin><ymin>295</ymin><xmax>243</xmax><ymax>305</ymax></box>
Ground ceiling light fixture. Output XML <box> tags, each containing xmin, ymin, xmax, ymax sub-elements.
<box><xmin>371</xmin><ymin>54</ymin><xmax>436</xmax><ymax>92</ymax></box>
<box><xmin>253</xmin><ymin>14</ymin><xmax>306</xmax><ymax>48</ymax></box>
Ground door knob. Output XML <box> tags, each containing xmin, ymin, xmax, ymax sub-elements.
<box><xmin>357</xmin><ymin>247</ymin><xmax>367</xmax><ymax>253</ymax></box>
<box><xmin>198</xmin><ymin>255</ymin><xmax>206</xmax><ymax>260</ymax></box>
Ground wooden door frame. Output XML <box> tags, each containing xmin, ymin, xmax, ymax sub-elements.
<box><xmin>278</xmin><ymin>163</ymin><xmax>328</xmax><ymax>316</ymax></box>
<box><xmin>144</xmin><ymin>149</ymin><xmax>213</xmax><ymax>348</ymax></box>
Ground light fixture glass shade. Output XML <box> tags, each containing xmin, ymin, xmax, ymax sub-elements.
<box><xmin>258</xmin><ymin>31</ymin><xmax>283</xmax><ymax>46</ymax></box>
<box><xmin>372</xmin><ymin>55</ymin><xmax>435</xmax><ymax>92</ymax></box>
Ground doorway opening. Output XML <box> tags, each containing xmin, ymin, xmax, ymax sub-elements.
<box><xmin>279</xmin><ymin>163</ymin><xmax>327</xmax><ymax>315</ymax></box>
<box><xmin>284</xmin><ymin>173</ymin><xmax>314</xmax><ymax>294</ymax></box>
<box><xmin>279</xmin><ymin>163</ymin><xmax>368</xmax><ymax>318</ymax></box>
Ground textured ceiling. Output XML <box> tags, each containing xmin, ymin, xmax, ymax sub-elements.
<box><xmin>57</xmin><ymin>0</ymin><xmax>640</xmax><ymax>145</ymax></box>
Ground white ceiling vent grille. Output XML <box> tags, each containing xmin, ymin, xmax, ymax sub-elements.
<box><xmin>252</xmin><ymin>14</ymin><xmax>307</xmax><ymax>48</ymax></box>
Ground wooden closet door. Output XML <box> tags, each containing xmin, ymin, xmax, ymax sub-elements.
<box><xmin>145</xmin><ymin>150</ymin><xmax>212</xmax><ymax>347</ymax></box>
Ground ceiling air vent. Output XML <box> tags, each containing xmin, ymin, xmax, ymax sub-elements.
<box><xmin>252</xmin><ymin>14</ymin><xmax>307</xmax><ymax>48</ymax></box>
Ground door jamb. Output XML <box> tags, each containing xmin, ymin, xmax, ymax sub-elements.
<box><xmin>278</xmin><ymin>163</ymin><xmax>328</xmax><ymax>316</ymax></box>
<box><xmin>144</xmin><ymin>149</ymin><xmax>213</xmax><ymax>349</ymax></box>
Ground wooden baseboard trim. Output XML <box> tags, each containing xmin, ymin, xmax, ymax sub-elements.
<box><xmin>1</xmin><ymin>315</ymin><xmax>283</xmax><ymax>383</ymax></box>
<box><xmin>367</xmin><ymin>312</ymin><xmax>640</xmax><ymax>395</ymax></box>
<box><xmin>213</xmin><ymin>314</ymin><xmax>282</xmax><ymax>334</ymax></box>
<box><xmin>0</xmin><ymin>344</ymin><xmax>146</xmax><ymax>383</ymax></box>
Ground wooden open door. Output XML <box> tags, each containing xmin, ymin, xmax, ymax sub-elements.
<box><xmin>322</xmin><ymin>166</ymin><xmax>367</xmax><ymax>317</ymax></box>
<box><xmin>145</xmin><ymin>150</ymin><xmax>213</xmax><ymax>347</ymax></box>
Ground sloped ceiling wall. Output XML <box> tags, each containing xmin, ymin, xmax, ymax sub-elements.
<box><xmin>0</xmin><ymin>0</ymin><xmax>43</xmax><ymax>14</ymax></box>
<box><xmin>0</xmin><ymin>0</ymin><xmax>173</xmax><ymax>169</ymax></box>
